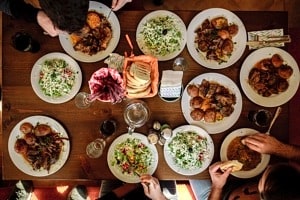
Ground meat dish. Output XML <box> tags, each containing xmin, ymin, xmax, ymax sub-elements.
<box><xmin>14</xmin><ymin>122</ymin><xmax>68</xmax><ymax>172</ymax></box>
<box><xmin>248</xmin><ymin>53</ymin><xmax>293</xmax><ymax>97</ymax></box>
<box><xmin>187</xmin><ymin>79</ymin><xmax>236</xmax><ymax>123</ymax></box>
<box><xmin>194</xmin><ymin>16</ymin><xmax>239</xmax><ymax>64</ymax></box>
<box><xmin>70</xmin><ymin>11</ymin><xmax>112</xmax><ymax>55</ymax></box>
<box><xmin>227</xmin><ymin>136</ymin><xmax>261</xmax><ymax>171</ymax></box>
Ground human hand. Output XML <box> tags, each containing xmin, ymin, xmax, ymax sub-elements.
<box><xmin>209</xmin><ymin>162</ymin><xmax>231</xmax><ymax>190</ymax></box>
<box><xmin>140</xmin><ymin>174</ymin><xmax>166</xmax><ymax>200</ymax></box>
<box><xmin>111</xmin><ymin>0</ymin><xmax>132</xmax><ymax>11</ymax></box>
<box><xmin>242</xmin><ymin>133</ymin><xmax>285</xmax><ymax>154</ymax></box>
<box><xmin>36</xmin><ymin>11</ymin><xmax>62</xmax><ymax>37</ymax></box>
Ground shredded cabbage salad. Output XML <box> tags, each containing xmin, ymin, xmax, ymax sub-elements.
<box><xmin>111</xmin><ymin>138</ymin><xmax>153</xmax><ymax>176</ymax></box>
<box><xmin>168</xmin><ymin>131</ymin><xmax>208</xmax><ymax>170</ymax></box>
<box><xmin>138</xmin><ymin>15</ymin><xmax>183</xmax><ymax>56</ymax></box>
<box><xmin>39</xmin><ymin>58</ymin><xmax>77</xmax><ymax>98</ymax></box>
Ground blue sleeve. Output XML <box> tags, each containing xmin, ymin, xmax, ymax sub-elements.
<box><xmin>4</xmin><ymin>0</ymin><xmax>39</xmax><ymax>22</ymax></box>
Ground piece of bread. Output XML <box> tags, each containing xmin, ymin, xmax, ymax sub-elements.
<box><xmin>220</xmin><ymin>160</ymin><xmax>243</xmax><ymax>172</ymax></box>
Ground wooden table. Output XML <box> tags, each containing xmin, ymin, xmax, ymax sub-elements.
<box><xmin>1</xmin><ymin>10</ymin><xmax>289</xmax><ymax>180</ymax></box>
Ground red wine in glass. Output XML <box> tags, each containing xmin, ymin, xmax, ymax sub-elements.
<box><xmin>12</xmin><ymin>32</ymin><xmax>40</xmax><ymax>53</ymax></box>
<box><xmin>100</xmin><ymin>119</ymin><xmax>117</xmax><ymax>138</ymax></box>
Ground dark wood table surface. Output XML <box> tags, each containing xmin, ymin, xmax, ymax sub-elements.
<box><xmin>1</xmin><ymin>10</ymin><xmax>289</xmax><ymax>180</ymax></box>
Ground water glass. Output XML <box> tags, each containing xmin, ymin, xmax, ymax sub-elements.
<box><xmin>86</xmin><ymin>138</ymin><xmax>106</xmax><ymax>158</ymax></box>
<box><xmin>173</xmin><ymin>57</ymin><xmax>188</xmax><ymax>71</ymax></box>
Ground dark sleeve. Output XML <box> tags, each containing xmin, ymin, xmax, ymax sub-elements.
<box><xmin>97</xmin><ymin>191</ymin><xmax>119</xmax><ymax>200</ymax></box>
<box><xmin>8</xmin><ymin>0</ymin><xmax>39</xmax><ymax>22</ymax></box>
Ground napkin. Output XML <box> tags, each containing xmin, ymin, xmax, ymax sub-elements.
<box><xmin>160</xmin><ymin>70</ymin><xmax>183</xmax><ymax>98</ymax></box>
<box><xmin>247</xmin><ymin>29</ymin><xmax>284</xmax><ymax>50</ymax></box>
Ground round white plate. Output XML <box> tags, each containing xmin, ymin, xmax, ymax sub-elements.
<box><xmin>240</xmin><ymin>47</ymin><xmax>300</xmax><ymax>107</ymax></box>
<box><xmin>220</xmin><ymin>128</ymin><xmax>270</xmax><ymax>178</ymax></box>
<box><xmin>8</xmin><ymin>115</ymin><xmax>70</xmax><ymax>177</ymax></box>
<box><xmin>187</xmin><ymin>8</ymin><xmax>247</xmax><ymax>69</ymax></box>
<box><xmin>31</xmin><ymin>52</ymin><xmax>82</xmax><ymax>104</ymax></box>
<box><xmin>136</xmin><ymin>10</ymin><xmax>187</xmax><ymax>61</ymax></box>
<box><xmin>107</xmin><ymin>132</ymin><xmax>158</xmax><ymax>183</ymax></box>
<box><xmin>164</xmin><ymin>125</ymin><xmax>214</xmax><ymax>176</ymax></box>
<box><xmin>58</xmin><ymin>1</ymin><xmax>120</xmax><ymax>63</ymax></box>
<box><xmin>181</xmin><ymin>73</ymin><xmax>242</xmax><ymax>134</ymax></box>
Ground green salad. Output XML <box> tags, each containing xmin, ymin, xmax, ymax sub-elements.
<box><xmin>111</xmin><ymin>138</ymin><xmax>153</xmax><ymax>176</ymax></box>
<box><xmin>39</xmin><ymin>58</ymin><xmax>77</xmax><ymax>98</ymax></box>
<box><xmin>168</xmin><ymin>131</ymin><xmax>208</xmax><ymax>170</ymax></box>
<box><xmin>138</xmin><ymin>15</ymin><xmax>183</xmax><ymax>56</ymax></box>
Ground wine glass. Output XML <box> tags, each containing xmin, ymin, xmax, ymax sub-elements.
<box><xmin>123</xmin><ymin>100</ymin><xmax>150</xmax><ymax>135</ymax></box>
<box><xmin>74</xmin><ymin>92</ymin><xmax>95</xmax><ymax>109</ymax></box>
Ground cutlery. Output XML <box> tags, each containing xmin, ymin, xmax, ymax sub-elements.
<box><xmin>107</xmin><ymin>8</ymin><xmax>113</xmax><ymax>18</ymax></box>
<box><xmin>247</xmin><ymin>38</ymin><xmax>291</xmax><ymax>46</ymax></box>
<box><xmin>266</xmin><ymin>107</ymin><xmax>282</xmax><ymax>134</ymax></box>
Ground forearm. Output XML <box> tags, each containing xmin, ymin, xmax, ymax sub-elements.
<box><xmin>8</xmin><ymin>0</ymin><xmax>39</xmax><ymax>22</ymax></box>
<box><xmin>208</xmin><ymin>187</ymin><xmax>222</xmax><ymax>200</ymax></box>
<box><xmin>274</xmin><ymin>143</ymin><xmax>300</xmax><ymax>162</ymax></box>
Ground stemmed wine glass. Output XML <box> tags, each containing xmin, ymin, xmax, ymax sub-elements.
<box><xmin>74</xmin><ymin>92</ymin><xmax>99</xmax><ymax>109</ymax></box>
<box><xmin>123</xmin><ymin>100</ymin><xmax>150</xmax><ymax>135</ymax></box>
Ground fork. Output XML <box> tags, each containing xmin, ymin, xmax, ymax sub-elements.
<box><xmin>247</xmin><ymin>34</ymin><xmax>291</xmax><ymax>46</ymax></box>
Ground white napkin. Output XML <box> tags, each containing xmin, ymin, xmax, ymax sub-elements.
<box><xmin>247</xmin><ymin>29</ymin><xmax>284</xmax><ymax>50</ymax></box>
<box><xmin>160</xmin><ymin>70</ymin><xmax>183</xmax><ymax>98</ymax></box>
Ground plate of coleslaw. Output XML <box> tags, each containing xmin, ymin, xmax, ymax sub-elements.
<box><xmin>136</xmin><ymin>10</ymin><xmax>187</xmax><ymax>61</ymax></box>
<box><xmin>107</xmin><ymin>132</ymin><xmax>158</xmax><ymax>183</ymax></box>
<box><xmin>31</xmin><ymin>52</ymin><xmax>82</xmax><ymax>104</ymax></box>
<box><xmin>164</xmin><ymin>125</ymin><xmax>214</xmax><ymax>176</ymax></box>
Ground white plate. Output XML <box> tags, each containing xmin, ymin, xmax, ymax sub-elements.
<box><xmin>8</xmin><ymin>115</ymin><xmax>70</xmax><ymax>177</ymax></box>
<box><xmin>240</xmin><ymin>47</ymin><xmax>300</xmax><ymax>107</ymax></box>
<box><xmin>107</xmin><ymin>132</ymin><xmax>158</xmax><ymax>183</ymax></box>
<box><xmin>164</xmin><ymin>125</ymin><xmax>214</xmax><ymax>176</ymax></box>
<box><xmin>187</xmin><ymin>8</ymin><xmax>247</xmax><ymax>69</ymax></box>
<box><xmin>31</xmin><ymin>52</ymin><xmax>82</xmax><ymax>104</ymax></box>
<box><xmin>58</xmin><ymin>1</ymin><xmax>120</xmax><ymax>62</ymax></box>
<box><xmin>181</xmin><ymin>73</ymin><xmax>242</xmax><ymax>134</ymax></box>
<box><xmin>136</xmin><ymin>10</ymin><xmax>187</xmax><ymax>61</ymax></box>
<box><xmin>220</xmin><ymin>128</ymin><xmax>270</xmax><ymax>178</ymax></box>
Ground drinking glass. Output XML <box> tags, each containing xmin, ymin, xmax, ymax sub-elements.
<box><xmin>248</xmin><ymin>109</ymin><xmax>272</xmax><ymax>127</ymax></box>
<box><xmin>173</xmin><ymin>57</ymin><xmax>188</xmax><ymax>71</ymax></box>
<box><xmin>123</xmin><ymin>100</ymin><xmax>150</xmax><ymax>135</ymax></box>
<box><xmin>86</xmin><ymin>138</ymin><xmax>106</xmax><ymax>158</ymax></box>
<box><xmin>11</xmin><ymin>31</ymin><xmax>40</xmax><ymax>53</ymax></box>
<box><xmin>99</xmin><ymin>119</ymin><xmax>117</xmax><ymax>138</ymax></box>
<box><xmin>74</xmin><ymin>92</ymin><xmax>94</xmax><ymax>109</ymax></box>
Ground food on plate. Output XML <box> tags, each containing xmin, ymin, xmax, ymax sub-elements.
<box><xmin>227</xmin><ymin>136</ymin><xmax>261</xmax><ymax>171</ymax></box>
<box><xmin>88</xmin><ymin>67</ymin><xmax>125</xmax><ymax>103</ymax></box>
<box><xmin>14</xmin><ymin>122</ymin><xmax>68</xmax><ymax>172</ymax></box>
<box><xmin>194</xmin><ymin>16</ymin><xmax>239</xmax><ymax>64</ymax></box>
<box><xmin>248</xmin><ymin>53</ymin><xmax>293</xmax><ymax>97</ymax></box>
<box><xmin>39</xmin><ymin>58</ymin><xmax>77</xmax><ymax>98</ymax></box>
<box><xmin>137</xmin><ymin>15</ymin><xmax>183</xmax><ymax>57</ymax></box>
<box><xmin>123</xmin><ymin>55</ymin><xmax>159</xmax><ymax>98</ymax></box>
<box><xmin>70</xmin><ymin>11</ymin><xmax>112</xmax><ymax>55</ymax></box>
<box><xmin>220</xmin><ymin>160</ymin><xmax>243</xmax><ymax>172</ymax></box>
<box><xmin>111</xmin><ymin>137</ymin><xmax>153</xmax><ymax>176</ymax></box>
<box><xmin>167</xmin><ymin>131</ymin><xmax>209</xmax><ymax>170</ymax></box>
<box><xmin>187</xmin><ymin>79</ymin><xmax>236</xmax><ymax>123</ymax></box>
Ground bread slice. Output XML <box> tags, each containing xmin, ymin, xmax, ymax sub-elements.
<box><xmin>129</xmin><ymin>62</ymin><xmax>151</xmax><ymax>84</ymax></box>
<box><xmin>220</xmin><ymin>160</ymin><xmax>243</xmax><ymax>172</ymax></box>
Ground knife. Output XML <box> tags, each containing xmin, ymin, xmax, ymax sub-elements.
<box><xmin>247</xmin><ymin>37</ymin><xmax>291</xmax><ymax>46</ymax></box>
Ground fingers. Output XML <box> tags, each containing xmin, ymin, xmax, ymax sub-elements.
<box><xmin>111</xmin><ymin>0</ymin><xmax>132</xmax><ymax>11</ymax></box>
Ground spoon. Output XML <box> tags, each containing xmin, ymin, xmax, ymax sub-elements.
<box><xmin>266</xmin><ymin>107</ymin><xmax>282</xmax><ymax>134</ymax></box>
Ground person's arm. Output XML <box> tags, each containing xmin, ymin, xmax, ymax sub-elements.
<box><xmin>208</xmin><ymin>162</ymin><xmax>232</xmax><ymax>200</ymax></box>
<box><xmin>243</xmin><ymin>133</ymin><xmax>300</xmax><ymax>162</ymax></box>
<box><xmin>7</xmin><ymin>0</ymin><xmax>39</xmax><ymax>22</ymax></box>
<box><xmin>140</xmin><ymin>174</ymin><xmax>166</xmax><ymax>200</ymax></box>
